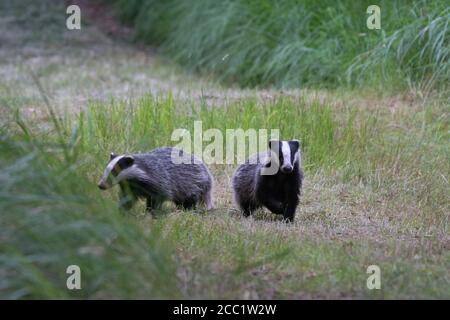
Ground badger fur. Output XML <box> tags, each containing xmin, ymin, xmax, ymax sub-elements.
<box><xmin>98</xmin><ymin>147</ymin><xmax>214</xmax><ymax>211</ymax></box>
<box><xmin>232</xmin><ymin>140</ymin><xmax>303</xmax><ymax>222</ymax></box>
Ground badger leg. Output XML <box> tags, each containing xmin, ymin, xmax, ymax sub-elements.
<box><xmin>119</xmin><ymin>196</ymin><xmax>135</xmax><ymax>210</ymax></box>
<box><xmin>240</xmin><ymin>201</ymin><xmax>257</xmax><ymax>217</ymax></box>
<box><xmin>282</xmin><ymin>193</ymin><xmax>299</xmax><ymax>223</ymax></box>
<box><xmin>203</xmin><ymin>188</ymin><xmax>215</xmax><ymax>210</ymax></box>
<box><xmin>172</xmin><ymin>195</ymin><xmax>197</xmax><ymax>210</ymax></box>
<box><xmin>146</xmin><ymin>197</ymin><xmax>163</xmax><ymax>213</ymax></box>
<box><xmin>242</xmin><ymin>206</ymin><xmax>252</xmax><ymax>217</ymax></box>
<box><xmin>119</xmin><ymin>188</ymin><xmax>136</xmax><ymax>211</ymax></box>
<box><xmin>182</xmin><ymin>200</ymin><xmax>196</xmax><ymax>210</ymax></box>
<box><xmin>174</xmin><ymin>200</ymin><xmax>195</xmax><ymax>210</ymax></box>
<box><xmin>283</xmin><ymin>207</ymin><xmax>297</xmax><ymax>222</ymax></box>
<box><xmin>146</xmin><ymin>198</ymin><xmax>153</xmax><ymax>211</ymax></box>
<box><xmin>261</xmin><ymin>198</ymin><xmax>284</xmax><ymax>216</ymax></box>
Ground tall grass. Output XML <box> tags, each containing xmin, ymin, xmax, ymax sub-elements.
<box><xmin>80</xmin><ymin>95</ymin><xmax>373</xmax><ymax>172</ymax></box>
<box><xmin>112</xmin><ymin>0</ymin><xmax>449</xmax><ymax>92</ymax></box>
<box><xmin>0</xmin><ymin>125</ymin><xmax>178</xmax><ymax>299</ymax></box>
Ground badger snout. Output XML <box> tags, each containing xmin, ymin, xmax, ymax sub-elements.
<box><xmin>97</xmin><ymin>181</ymin><xmax>107</xmax><ymax>190</ymax></box>
<box><xmin>281</xmin><ymin>165</ymin><xmax>293</xmax><ymax>173</ymax></box>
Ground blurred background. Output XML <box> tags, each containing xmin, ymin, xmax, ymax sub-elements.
<box><xmin>112</xmin><ymin>0</ymin><xmax>449</xmax><ymax>93</ymax></box>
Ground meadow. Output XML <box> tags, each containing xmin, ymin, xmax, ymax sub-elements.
<box><xmin>0</xmin><ymin>0</ymin><xmax>449</xmax><ymax>299</ymax></box>
<box><xmin>2</xmin><ymin>92</ymin><xmax>449</xmax><ymax>298</ymax></box>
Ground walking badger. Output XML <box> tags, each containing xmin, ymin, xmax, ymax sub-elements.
<box><xmin>98</xmin><ymin>147</ymin><xmax>214</xmax><ymax>211</ymax></box>
<box><xmin>232</xmin><ymin>140</ymin><xmax>303</xmax><ymax>222</ymax></box>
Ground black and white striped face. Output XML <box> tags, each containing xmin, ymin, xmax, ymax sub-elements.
<box><xmin>269</xmin><ymin>140</ymin><xmax>300</xmax><ymax>174</ymax></box>
<box><xmin>98</xmin><ymin>153</ymin><xmax>134</xmax><ymax>190</ymax></box>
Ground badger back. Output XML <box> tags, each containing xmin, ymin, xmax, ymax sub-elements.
<box><xmin>134</xmin><ymin>148</ymin><xmax>213</xmax><ymax>198</ymax></box>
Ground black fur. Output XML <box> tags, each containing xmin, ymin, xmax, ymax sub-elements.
<box><xmin>255</xmin><ymin>161</ymin><xmax>302</xmax><ymax>222</ymax></box>
<box><xmin>232</xmin><ymin>140</ymin><xmax>303</xmax><ymax>222</ymax></box>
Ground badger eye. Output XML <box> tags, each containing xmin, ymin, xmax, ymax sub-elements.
<box><xmin>111</xmin><ymin>165</ymin><xmax>121</xmax><ymax>176</ymax></box>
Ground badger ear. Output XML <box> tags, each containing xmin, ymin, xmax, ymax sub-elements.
<box><xmin>121</xmin><ymin>155</ymin><xmax>134</xmax><ymax>167</ymax></box>
<box><xmin>290</xmin><ymin>139</ymin><xmax>300</xmax><ymax>152</ymax></box>
<box><xmin>110</xmin><ymin>152</ymin><xmax>117</xmax><ymax>160</ymax></box>
<box><xmin>268</xmin><ymin>139</ymin><xmax>279</xmax><ymax>150</ymax></box>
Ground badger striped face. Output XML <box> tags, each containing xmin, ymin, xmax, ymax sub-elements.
<box><xmin>98</xmin><ymin>153</ymin><xmax>134</xmax><ymax>190</ymax></box>
<box><xmin>269</xmin><ymin>140</ymin><xmax>300</xmax><ymax>174</ymax></box>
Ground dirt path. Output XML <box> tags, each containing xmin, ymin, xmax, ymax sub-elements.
<box><xmin>0</xmin><ymin>0</ymin><xmax>296</xmax><ymax>115</ymax></box>
<box><xmin>0</xmin><ymin>0</ymin><xmax>221</xmax><ymax>116</ymax></box>
<box><xmin>0</xmin><ymin>0</ymin><xmax>422</xmax><ymax>122</ymax></box>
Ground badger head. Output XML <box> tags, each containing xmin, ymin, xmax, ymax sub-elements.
<box><xmin>97</xmin><ymin>153</ymin><xmax>135</xmax><ymax>190</ymax></box>
<box><xmin>268</xmin><ymin>139</ymin><xmax>301</xmax><ymax>174</ymax></box>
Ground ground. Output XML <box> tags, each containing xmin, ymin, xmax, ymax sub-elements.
<box><xmin>0</xmin><ymin>0</ymin><xmax>448</xmax><ymax>299</ymax></box>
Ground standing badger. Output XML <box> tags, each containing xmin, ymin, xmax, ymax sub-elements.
<box><xmin>232</xmin><ymin>140</ymin><xmax>303</xmax><ymax>222</ymax></box>
<box><xmin>98</xmin><ymin>147</ymin><xmax>214</xmax><ymax>212</ymax></box>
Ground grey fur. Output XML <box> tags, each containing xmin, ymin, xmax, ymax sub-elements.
<box><xmin>232</xmin><ymin>152</ymin><xmax>271</xmax><ymax>212</ymax></box>
<box><xmin>98</xmin><ymin>147</ymin><xmax>214</xmax><ymax>211</ymax></box>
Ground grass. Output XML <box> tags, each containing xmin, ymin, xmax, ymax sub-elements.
<box><xmin>0</xmin><ymin>0</ymin><xmax>216</xmax><ymax>116</ymax></box>
<box><xmin>1</xmin><ymin>0</ymin><xmax>449</xmax><ymax>300</ymax></box>
<box><xmin>113</xmin><ymin>0</ymin><xmax>450</xmax><ymax>93</ymax></box>
<box><xmin>1</xmin><ymin>91</ymin><xmax>449</xmax><ymax>299</ymax></box>
<box><xmin>0</xmin><ymin>126</ymin><xmax>177</xmax><ymax>299</ymax></box>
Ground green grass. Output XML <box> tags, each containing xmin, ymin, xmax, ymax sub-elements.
<box><xmin>1</xmin><ymin>0</ymin><xmax>449</xmax><ymax>300</ymax></box>
<box><xmin>1</xmin><ymin>93</ymin><xmax>448</xmax><ymax>299</ymax></box>
<box><xmin>0</xmin><ymin>132</ymin><xmax>177</xmax><ymax>299</ymax></box>
<box><xmin>112</xmin><ymin>0</ymin><xmax>450</xmax><ymax>93</ymax></box>
<box><xmin>82</xmin><ymin>95</ymin><xmax>346</xmax><ymax>169</ymax></box>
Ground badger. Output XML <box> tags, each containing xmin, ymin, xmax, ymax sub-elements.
<box><xmin>97</xmin><ymin>147</ymin><xmax>214</xmax><ymax>212</ymax></box>
<box><xmin>232</xmin><ymin>140</ymin><xmax>303</xmax><ymax>222</ymax></box>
